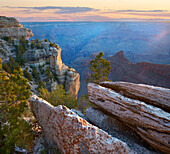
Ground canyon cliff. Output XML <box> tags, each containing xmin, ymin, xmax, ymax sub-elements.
<box><xmin>107</xmin><ymin>51</ymin><xmax>170</xmax><ymax>89</ymax></box>
<box><xmin>0</xmin><ymin>16</ymin><xmax>33</xmax><ymax>39</ymax></box>
<box><xmin>0</xmin><ymin>16</ymin><xmax>80</xmax><ymax>97</ymax></box>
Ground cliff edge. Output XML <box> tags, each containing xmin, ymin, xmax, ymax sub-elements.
<box><xmin>0</xmin><ymin>16</ymin><xmax>80</xmax><ymax>97</ymax></box>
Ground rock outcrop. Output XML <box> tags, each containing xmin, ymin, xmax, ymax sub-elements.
<box><xmin>0</xmin><ymin>17</ymin><xmax>80</xmax><ymax>97</ymax></box>
<box><xmin>88</xmin><ymin>82</ymin><xmax>170</xmax><ymax>153</ymax></box>
<box><xmin>100</xmin><ymin>81</ymin><xmax>170</xmax><ymax>112</ymax></box>
<box><xmin>0</xmin><ymin>16</ymin><xmax>33</xmax><ymax>39</ymax></box>
<box><xmin>30</xmin><ymin>95</ymin><xmax>133</xmax><ymax>154</ymax></box>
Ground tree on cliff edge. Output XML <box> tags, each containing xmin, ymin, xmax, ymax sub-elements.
<box><xmin>88</xmin><ymin>52</ymin><xmax>111</xmax><ymax>84</ymax></box>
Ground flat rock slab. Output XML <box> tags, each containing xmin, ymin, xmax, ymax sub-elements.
<box><xmin>30</xmin><ymin>95</ymin><xmax>133</xmax><ymax>154</ymax></box>
<box><xmin>88</xmin><ymin>83</ymin><xmax>170</xmax><ymax>153</ymax></box>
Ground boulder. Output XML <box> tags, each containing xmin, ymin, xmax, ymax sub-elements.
<box><xmin>88</xmin><ymin>83</ymin><xmax>170</xmax><ymax>153</ymax></box>
<box><xmin>30</xmin><ymin>95</ymin><xmax>133</xmax><ymax>154</ymax></box>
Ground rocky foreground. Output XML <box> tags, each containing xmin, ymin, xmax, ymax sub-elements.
<box><xmin>30</xmin><ymin>95</ymin><xmax>133</xmax><ymax>154</ymax></box>
<box><xmin>88</xmin><ymin>82</ymin><xmax>170</xmax><ymax>153</ymax></box>
<box><xmin>29</xmin><ymin>81</ymin><xmax>170</xmax><ymax>153</ymax></box>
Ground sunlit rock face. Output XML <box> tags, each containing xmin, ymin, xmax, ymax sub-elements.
<box><xmin>88</xmin><ymin>82</ymin><xmax>170</xmax><ymax>153</ymax></box>
<box><xmin>30</xmin><ymin>95</ymin><xmax>133</xmax><ymax>154</ymax></box>
<box><xmin>0</xmin><ymin>16</ymin><xmax>80</xmax><ymax>97</ymax></box>
<box><xmin>0</xmin><ymin>16</ymin><xmax>33</xmax><ymax>39</ymax></box>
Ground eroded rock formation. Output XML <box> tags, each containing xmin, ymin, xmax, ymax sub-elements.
<box><xmin>88</xmin><ymin>82</ymin><xmax>170</xmax><ymax>153</ymax></box>
<box><xmin>100</xmin><ymin>81</ymin><xmax>170</xmax><ymax>112</ymax></box>
<box><xmin>30</xmin><ymin>95</ymin><xmax>133</xmax><ymax>154</ymax></box>
<box><xmin>0</xmin><ymin>16</ymin><xmax>80</xmax><ymax>97</ymax></box>
<box><xmin>0</xmin><ymin>16</ymin><xmax>33</xmax><ymax>39</ymax></box>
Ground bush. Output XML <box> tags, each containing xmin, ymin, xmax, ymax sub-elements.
<box><xmin>31</xmin><ymin>41</ymin><xmax>35</xmax><ymax>49</ymax></box>
<box><xmin>2</xmin><ymin>56</ymin><xmax>20</xmax><ymax>74</ymax></box>
<box><xmin>31</xmin><ymin>67</ymin><xmax>39</xmax><ymax>82</ymax></box>
<box><xmin>24</xmin><ymin>67</ymin><xmax>32</xmax><ymax>81</ymax></box>
<box><xmin>78</xmin><ymin>95</ymin><xmax>95</xmax><ymax>114</ymax></box>
<box><xmin>45</xmin><ymin>66</ymin><xmax>54</xmax><ymax>80</ymax></box>
<box><xmin>16</xmin><ymin>50</ymin><xmax>26</xmax><ymax>66</ymax></box>
<box><xmin>39</xmin><ymin>85</ymin><xmax>78</xmax><ymax>109</ymax></box>
<box><xmin>2</xmin><ymin>36</ymin><xmax>12</xmax><ymax>43</ymax></box>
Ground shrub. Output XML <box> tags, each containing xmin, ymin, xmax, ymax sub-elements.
<box><xmin>24</xmin><ymin>67</ymin><xmax>32</xmax><ymax>81</ymax></box>
<box><xmin>2</xmin><ymin>36</ymin><xmax>12</xmax><ymax>43</ymax></box>
<box><xmin>39</xmin><ymin>85</ymin><xmax>78</xmax><ymax>109</ymax></box>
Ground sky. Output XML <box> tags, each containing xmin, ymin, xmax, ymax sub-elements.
<box><xmin>0</xmin><ymin>0</ymin><xmax>170</xmax><ymax>22</ymax></box>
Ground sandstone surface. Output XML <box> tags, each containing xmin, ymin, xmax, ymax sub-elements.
<box><xmin>88</xmin><ymin>82</ymin><xmax>170</xmax><ymax>153</ymax></box>
<box><xmin>0</xmin><ymin>16</ymin><xmax>33</xmax><ymax>39</ymax></box>
<box><xmin>30</xmin><ymin>95</ymin><xmax>133</xmax><ymax>154</ymax></box>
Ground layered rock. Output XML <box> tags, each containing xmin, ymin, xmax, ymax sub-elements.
<box><xmin>100</xmin><ymin>81</ymin><xmax>170</xmax><ymax>112</ymax></box>
<box><xmin>30</xmin><ymin>95</ymin><xmax>133</xmax><ymax>154</ymax></box>
<box><xmin>0</xmin><ymin>16</ymin><xmax>33</xmax><ymax>39</ymax></box>
<box><xmin>0</xmin><ymin>17</ymin><xmax>80</xmax><ymax>97</ymax></box>
<box><xmin>88</xmin><ymin>82</ymin><xmax>170</xmax><ymax>153</ymax></box>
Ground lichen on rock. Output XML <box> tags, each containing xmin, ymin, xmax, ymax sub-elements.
<box><xmin>30</xmin><ymin>95</ymin><xmax>134</xmax><ymax>154</ymax></box>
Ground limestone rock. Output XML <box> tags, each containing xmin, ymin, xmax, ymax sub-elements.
<box><xmin>88</xmin><ymin>82</ymin><xmax>170</xmax><ymax>153</ymax></box>
<box><xmin>0</xmin><ymin>16</ymin><xmax>33</xmax><ymax>39</ymax></box>
<box><xmin>30</xmin><ymin>95</ymin><xmax>133</xmax><ymax>154</ymax></box>
<box><xmin>100</xmin><ymin>81</ymin><xmax>170</xmax><ymax>112</ymax></box>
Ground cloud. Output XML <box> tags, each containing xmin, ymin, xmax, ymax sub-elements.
<box><xmin>4</xmin><ymin>6</ymin><xmax>99</xmax><ymax>14</ymax></box>
<box><xmin>73</xmin><ymin>15</ymin><xmax>113</xmax><ymax>21</ymax></box>
<box><xmin>115</xmin><ymin>10</ymin><xmax>168</xmax><ymax>13</ymax></box>
<box><xmin>121</xmin><ymin>12</ymin><xmax>170</xmax><ymax>17</ymax></box>
<box><xmin>104</xmin><ymin>9</ymin><xmax>170</xmax><ymax>18</ymax></box>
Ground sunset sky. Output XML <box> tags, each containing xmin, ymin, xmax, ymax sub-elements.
<box><xmin>0</xmin><ymin>0</ymin><xmax>170</xmax><ymax>22</ymax></box>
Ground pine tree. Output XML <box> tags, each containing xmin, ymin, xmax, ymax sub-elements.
<box><xmin>0</xmin><ymin>58</ymin><xmax>34</xmax><ymax>153</ymax></box>
<box><xmin>88</xmin><ymin>52</ymin><xmax>111</xmax><ymax>84</ymax></box>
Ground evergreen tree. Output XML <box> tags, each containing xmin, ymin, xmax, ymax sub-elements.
<box><xmin>2</xmin><ymin>56</ymin><xmax>20</xmax><ymax>74</ymax></box>
<box><xmin>0</xmin><ymin>59</ymin><xmax>34</xmax><ymax>153</ymax></box>
<box><xmin>31</xmin><ymin>67</ymin><xmax>39</xmax><ymax>82</ymax></box>
<box><xmin>24</xmin><ymin>67</ymin><xmax>32</xmax><ymax>81</ymax></box>
<box><xmin>45</xmin><ymin>66</ymin><xmax>53</xmax><ymax>80</ymax></box>
<box><xmin>88</xmin><ymin>52</ymin><xmax>111</xmax><ymax>84</ymax></box>
<box><xmin>16</xmin><ymin>50</ymin><xmax>26</xmax><ymax>66</ymax></box>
